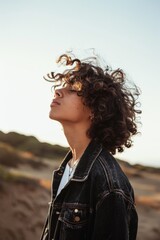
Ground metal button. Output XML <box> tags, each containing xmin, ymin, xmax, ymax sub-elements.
<box><xmin>74</xmin><ymin>209</ymin><xmax>78</xmax><ymax>213</ymax></box>
<box><xmin>74</xmin><ymin>216</ymin><xmax>80</xmax><ymax>222</ymax></box>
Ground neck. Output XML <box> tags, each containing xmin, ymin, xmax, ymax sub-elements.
<box><xmin>62</xmin><ymin>124</ymin><xmax>91</xmax><ymax>162</ymax></box>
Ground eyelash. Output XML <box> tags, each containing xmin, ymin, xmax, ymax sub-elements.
<box><xmin>69</xmin><ymin>89</ymin><xmax>77</xmax><ymax>93</ymax></box>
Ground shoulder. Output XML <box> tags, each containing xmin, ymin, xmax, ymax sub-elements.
<box><xmin>90</xmin><ymin>146</ymin><xmax>135</xmax><ymax>202</ymax></box>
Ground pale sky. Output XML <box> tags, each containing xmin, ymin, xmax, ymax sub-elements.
<box><xmin>0</xmin><ymin>0</ymin><xmax>160</xmax><ymax>167</ymax></box>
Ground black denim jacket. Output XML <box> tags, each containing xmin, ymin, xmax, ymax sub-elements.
<box><xmin>41</xmin><ymin>140</ymin><xmax>138</xmax><ymax>240</ymax></box>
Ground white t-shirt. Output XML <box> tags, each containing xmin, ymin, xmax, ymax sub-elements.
<box><xmin>56</xmin><ymin>161</ymin><xmax>78</xmax><ymax>196</ymax></box>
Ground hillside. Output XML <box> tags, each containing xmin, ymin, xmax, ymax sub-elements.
<box><xmin>0</xmin><ymin>131</ymin><xmax>160</xmax><ymax>240</ymax></box>
<box><xmin>0</xmin><ymin>131</ymin><xmax>68</xmax><ymax>160</ymax></box>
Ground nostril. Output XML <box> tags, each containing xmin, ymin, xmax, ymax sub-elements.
<box><xmin>55</xmin><ymin>89</ymin><xmax>62</xmax><ymax>97</ymax></box>
<box><xmin>56</xmin><ymin>91</ymin><xmax>61</xmax><ymax>97</ymax></box>
<box><xmin>57</xmin><ymin>92</ymin><xmax>61</xmax><ymax>97</ymax></box>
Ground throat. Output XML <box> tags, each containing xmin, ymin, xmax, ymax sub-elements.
<box><xmin>68</xmin><ymin>158</ymin><xmax>79</xmax><ymax>180</ymax></box>
<box><xmin>68</xmin><ymin>157</ymin><xmax>80</xmax><ymax>168</ymax></box>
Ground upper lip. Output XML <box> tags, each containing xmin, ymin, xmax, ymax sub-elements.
<box><xmin>51</xmin><ymin>99</ymin><xmax>61</xmax><ymax>105</ymax></box>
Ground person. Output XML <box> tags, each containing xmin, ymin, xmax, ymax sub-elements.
<box><xmin>40</xmin><ymin>52</ymin><xmax>141</xmax><ymax>240</ymax></box>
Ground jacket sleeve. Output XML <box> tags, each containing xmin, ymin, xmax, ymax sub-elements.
<box><xmin>92</xmin><ymin>192</ymin><xmax>138</xmax><ymax>240</ymax></box>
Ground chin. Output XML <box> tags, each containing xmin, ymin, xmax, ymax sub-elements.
<box><xmin>49</xmin><ymin>115</ymin><xmax>55</xmax><ymax>120</ymax></box>
<box><xmin>49</xmin><ymin>112</ymin><xmax>59</xmax><ymax>121</ymax></box>
<box><xmin>49</xmin><ymin>111</ymin><xmax>54</xmax><ymax>120</ymax></box>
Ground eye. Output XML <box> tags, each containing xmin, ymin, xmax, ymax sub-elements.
<box><xmin>67</xmin><ymin>85</ymin><xmax>77</xmax><ymax>92</ymax></box>
<box><xmin>68</xmin><ymin>89</ymin><xmax>77</xmax><ymax>93</ymax></box>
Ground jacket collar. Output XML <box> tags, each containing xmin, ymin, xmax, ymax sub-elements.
<box><xmin>59</xmin><ymin>140</ymin><xmax>103</xmax><ymax>182</ymax></box>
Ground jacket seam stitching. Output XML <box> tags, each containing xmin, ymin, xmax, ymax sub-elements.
<box><xmin>96</xmin><ymin>190</ymin><xmax>135</xmax><ymax>210</ymax></box>
<box><xmin>98</xmin><ymin>157</ymin><xmax>112</xmax><ymax>191</ymax></box>
<box><xmin>71</xmin><ymin>146</ymin><xmax>103</xmax><ymax>182</ymax></box>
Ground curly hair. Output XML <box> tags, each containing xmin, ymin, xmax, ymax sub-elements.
<box><xmin>44</xmin><ymin>53</ymin><xmax>142</xmax><ymax>154</ymax></box>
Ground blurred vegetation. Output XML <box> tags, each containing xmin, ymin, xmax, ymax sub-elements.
<box><xmin>0</xmin><ymin>165</ymin><xmax>39</xmax><ymax>186</ymax></box>
<box><xmin>133</xmin><ymin>163</ymin><xmax>160</xmax><ymax>173</ymax></box>
<box><xmin>0</xmin><ymin>142</ymin><xmax>23</xmax><ymax>167</ymax></box>
<box><xmin>0</xmin><ymin>131</ymin><xmax>68</xmax><ymax>160</ymax></box>
<box><xmin>0</xmin><ymin>142</ymin><xmax>47</xmax><ymax>169</ymax></box>
<box><xmin>0</xmin><ymin>130</ymin><xmax>159</xmax><ymax>173</ymax></box>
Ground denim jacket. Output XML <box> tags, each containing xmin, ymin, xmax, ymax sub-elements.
<box><xmin>41</xmin><ymin>140</ymin><xmax>138</xmax><ymax>240</ymax></box>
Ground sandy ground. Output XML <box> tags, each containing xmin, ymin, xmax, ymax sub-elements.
<box><xmin>0</xmin><ymin>159</ymin><xmax>160</xmax><ymax>240</ymax></box>
<box><xmin>121</xmin><ymin>165</ymin><xmax>160</xmax><ymax>240</ymax></box>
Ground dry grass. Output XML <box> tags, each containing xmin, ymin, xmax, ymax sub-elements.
<box><xmin>136</xmin><ymin>195</ymin><xmax>160</xmax><ymax>209</ymax></box>
<box><xmin>39</xmin><ymin>179</ymin><xmax>51</xmax><ymax>189</ymax></box>
<box><xmin>0</xmin><ymin>142</ymin><xmax>47</xmax><ymax>169</ymax></box>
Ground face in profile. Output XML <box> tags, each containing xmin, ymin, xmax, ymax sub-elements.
<box><xmin>49</xmin><ymin>82</ymin><xmax>91</xmax><ymax>126</ymax></box>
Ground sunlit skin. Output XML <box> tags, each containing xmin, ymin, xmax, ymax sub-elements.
<box><xmin>49</xmin><ymin>83</ymin><xmax>92</xmax><ymax>166</ymax></box>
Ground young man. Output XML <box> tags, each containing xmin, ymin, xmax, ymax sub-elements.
<box><xmin>41</xmin><ymin>53</ymin><xmax>141</xmax><ymax>240</ymax></box>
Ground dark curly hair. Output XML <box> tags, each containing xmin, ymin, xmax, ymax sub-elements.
<box><xmin>44</xmin><ymin>53</ymin><xmax>142</xmax><ymax>154</ymax></box>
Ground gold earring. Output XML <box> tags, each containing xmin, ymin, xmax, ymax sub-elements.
<box><xmin>90</xmin><ymin>114</ymin><xmax>94</xmax><ymax>120</ymax></box>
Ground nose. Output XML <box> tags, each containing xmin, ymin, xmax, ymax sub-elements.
<box><xmin>54</xmin><ymin>88</ymin><xmax>63</xmax><ymax>98</ymax></box>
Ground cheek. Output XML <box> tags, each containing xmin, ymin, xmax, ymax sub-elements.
<box><xmin>73</xmin><ymin>102</ymin><xmax>90</xmax><ymax>119</ymax></box>
<box><xmin>73</xmin><ymin>100</ymin><xmax>85</xmax><ymax>112</ymax></box>
<box><xmin>71</xmin><ymin>104</ymin><xmax>82</xmax><ymax>116</ymax></box>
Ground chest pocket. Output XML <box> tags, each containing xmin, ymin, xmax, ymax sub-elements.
<box><xmin>59</xmin><ymin>203</ymin><xmax>89</xmax><ymax>229</ymax></box>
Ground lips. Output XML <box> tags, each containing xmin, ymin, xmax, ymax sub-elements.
<box><xmin>50</xmin><ymin>99</ymin><xmax>61</xmax><ymax>107</ymax></box>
